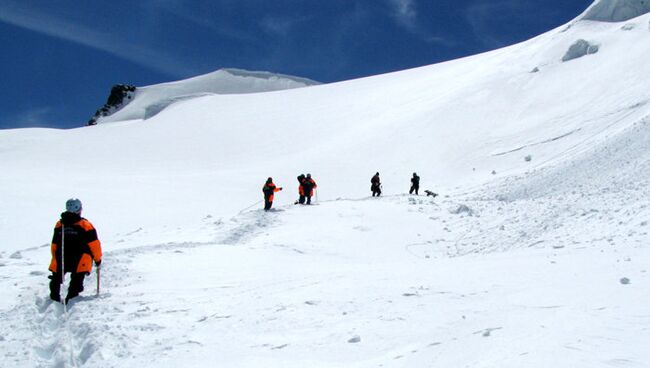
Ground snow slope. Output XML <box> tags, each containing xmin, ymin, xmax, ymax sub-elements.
<box><xmin>93</xmin><ymin>68</ymin><xmax>320</xmax><ymax>123</ymax></box>
<box><xmin>1</xmin><ymin>1</ymin><xmax>649</xmax><ymax>367</ymax></box>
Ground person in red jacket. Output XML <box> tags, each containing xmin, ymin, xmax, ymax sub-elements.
<box><xmin>262</xmin><ymin>177</ymin><xmax>283</xmax><ymax>211</ymax></box>
<box><xmin>48</xmin><ymin>198</ymin><xmax>102</xmax><ymax>304</ymax></box>
<box><xmin>301</xmin><ymin>173</ymin><xmax>318</xmax><ymax>205</ymax></box>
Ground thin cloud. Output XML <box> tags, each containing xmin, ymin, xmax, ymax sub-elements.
<box><xmin>260</xmin><ymin>15</ymin><xmax>308</xmax><ymax>37</ymax></box>
<box><xmin>465</xmin><ymin>0</ymin><xmax>556</xmax><ymax>49</ymax></box>
<box><xmin>385</xmin><ymin>0</ymin><xmax>452</xmax><ymax>46</ymax></box>
<box><xmin>465</xmin><ymin>1</ymin><xmax>511</xmax><ymax>48</ymax></box>
<box><xmin>388</xmin><ymin>0</ymin><xmax>418</xmax><ymax>29</ymax></box>
<box><xmin>1</xmin><ymin>107</ymin><xmax>56</xmax><ymax>129</ymax></box>
<box><xmin>147</xmin><ymin>0</ymin><xmax>255</xmax><ymax>42</ymax></box>
<box><xmin>0</xmin><ymin>2</ymin><xmax>194</xmax><ymax>77</ymax></box>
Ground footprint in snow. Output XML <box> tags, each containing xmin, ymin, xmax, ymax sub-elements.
<box><xmin>474</xmin><ymin>327</ymin><xmax>502</xmax><ymax>337</ymax></box>
<box><xmin>348</xmin><ymin>335</ymin><xmax>361</xmax><ymax>343</ymax></box>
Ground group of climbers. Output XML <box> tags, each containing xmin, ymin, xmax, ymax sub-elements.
<box><xmin>296</xmin><ymin>174</ymin><xmax>318</xmax><ymax>205</ymax></box>
<box><xmin>261</xmin><ymin>174</ymin><xmax>319</xmax><ymax>211</ymax></box>
<box><xmin>370</xmin><ymin>171</ymin><xmax>419</xmax><ymax>197</ymax></box>
<box><xmin>265</xmin><ymin>171</ymin><xmax>424</xmax><ymax>207</ymax></box>
<box><xmin>48</xmin><ymin>172</ymin><xmax>426</xmax><ymax>304</ymax></box>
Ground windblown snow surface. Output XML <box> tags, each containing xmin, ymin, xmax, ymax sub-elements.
<box><xmin>1</xmin><ymin>2</ymin><xmax>650</xmax><ymax>367</ymax></box>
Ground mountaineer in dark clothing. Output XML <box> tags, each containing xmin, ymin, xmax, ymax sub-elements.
<box><xmin>262</xmin><ymin>177</ymin><xmax>283</xmax><ymax>210</ymax></box>
<box><xmin>410</xmin><ymin>173</ymin><xmax>420</xmax><ymax>195</ymax></box>
<box><xmin>371</xmin><ymin>172</ymin><xmax>381</xmax><ymax>197</ymax></box>
<box><xmin>296</xmin><ymin>174</ymin><xmax>306</xmax><ymax>204</ymax></box>
<box><xmin>301</xmin><ymin>174</ymin><xmax>317</xmax><ymax>205</ymax></box>
<box><xmin>48</xmin><ymin>198</ymin><xmax>102</xmax><ymax>304</ymax></box>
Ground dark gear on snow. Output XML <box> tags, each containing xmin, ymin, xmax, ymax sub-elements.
<box><xmin>263</xmin><ymin>177</ymin><xmax>282</xmax><ymax>210</ymax></box>
<box><xmin>49</xmin><ymin>271</ymin><xmax>86</xmax><ymax>304</ymax></box>
<box><xmin>371</xmin><ymin>173</ymin><xmax>382</xmax><ymax>197</ymax></box>
<box><xmin>297</xmin><ymin>174</ymin><xmax>306</xmax><ymax>204</ymax></box>
<box><xmin>301</xmin><ymin>174</ymin><xmax>317</xmax><ymax>205</ymax></box>
<box><xmin>410</xmin><ymin>173</ymin><xmax>420</xmax><ymax>195</ymax></box>
<box><xmin>48</xmin><ymin>204</ymin><xmax>102</xmax><ymax>304</ymax></box>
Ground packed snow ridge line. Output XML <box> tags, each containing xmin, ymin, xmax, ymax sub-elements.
<box><xmin>88</xmin><ymin>68</ymin><xmax>320</xmax><ymax>125</ymax></box>
<box><xmin>581</xmin><ymin>0</ymin><xmax>650</xmax><ymax>22</ymax></box>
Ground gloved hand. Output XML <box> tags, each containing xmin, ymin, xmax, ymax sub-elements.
<box><xmin>95</xmin><ymin>260</ymin><xmax>102</xmax><ymax>268</ymax></box>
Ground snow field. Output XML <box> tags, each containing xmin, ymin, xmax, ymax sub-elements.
<box><xmin>1</xmin><ymin>3</ymin><xmax>650</xmax><ymax>367</ymax></box>
<box><xmin>1</xmin><ymin>185</ymin><xmax>648</xmax><ymax>367</ymax></box>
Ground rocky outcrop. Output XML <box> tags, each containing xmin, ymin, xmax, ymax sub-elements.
<box><xmin>87</xmin><ymin>84</ymin><xmax>136</xmax><ymax>125</ymax></box>
<box><xmin>562</xmin><ymin>39</ymin><xmax>600</xmax><ymax>62</ymax></box>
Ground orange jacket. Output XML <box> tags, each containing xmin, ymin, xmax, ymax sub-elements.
<box><xmin>263</xmin><ymin>182</ymin><xmax>282</xmax><ymax>202</ymax></box>
<box><xmin>302</xmin><ymin>178</ymin><xmax>317</xmax><ymax>197</ymax></box>
<box><xmin>49</xmin><ymin>213</ymin><xmax>102</xmax><ymax>274</ymax></box>
<box><xmin>297</xmin><ymin>175</ymin><xmax>305</xmax><ymax>195</ymax></box>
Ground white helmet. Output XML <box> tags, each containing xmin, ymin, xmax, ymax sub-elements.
<box><xmin>66</xmin><ymin>198</ymin><xmax>82</xmax><ymax>214</ymax></box>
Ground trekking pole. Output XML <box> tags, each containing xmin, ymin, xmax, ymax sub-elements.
<box><xmin>238</xmin><ymin>200</ymin><xmax>264</xmax><ymax>215</ymax></box>
<box><xmin>61</xmin><ymin>225</ymin><xmax>67</xmax><ymax>313</ymax></box>
<box><xmin>96</xmin><ymin>265</ymin><xmax>101</xmax><ymax>296</ymax></box>
<box><xmin>315</xmin><ymin>189</ymin><xmax>319</xmax><ymax>204</ymax></box>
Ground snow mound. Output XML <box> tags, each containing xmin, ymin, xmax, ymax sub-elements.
<box><xmin>562</xmin><ymin>39</ymin><xmax>600</xmax><ymax>62</ymax></box>
<box><xmin>582</xmin><ymin>0</ymin><xmax>650</xmax><ymax>22</ymax></box>
<box><xmin>91</xmin><ymin>68</ymin><xmax>320</xmax><ymax>124</ymax></box>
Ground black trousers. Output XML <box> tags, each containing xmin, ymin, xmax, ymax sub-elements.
<box><xmin>264</xmin><ymin>197</ymin><xmax>273</xmax><ymax>210</ymax></box>
<box><xmin>371</xmin><ymin>184</ymin><xmax>381</xmax><ymax>197</ymax></box>
<box><xmin>410</xmin><ymin>185</ymin><xmax>419</xmax><ymax>195</ymax></box>
<box><xmin>50</xmin><ymin>271</ymin><xmax>86</xmax><ymax>302</ymax></box>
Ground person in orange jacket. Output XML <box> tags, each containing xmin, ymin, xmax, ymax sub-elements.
<box><xmin>262</xmin><ymin>177</ymin><xmax>283</xmax><ymax>211</ymax></box>
<box><xmin>48</xmin><ymin>198</ymin><xmax>102</xmax><ymax>304</ymax></box>
<box><xmin>302</xmin><ymin>173</ymin><xmax>318</xmax><ymax>205</ymax></box>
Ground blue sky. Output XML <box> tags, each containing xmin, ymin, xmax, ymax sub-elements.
<box><xmin>0</xmin><ymin>0</ymin><xmax>593</xmax><ymax>129</ymax></box>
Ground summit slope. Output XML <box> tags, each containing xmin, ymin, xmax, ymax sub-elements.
<box><xmin>91</xmin><ymin>68</ymin><xmax>320</xmax><ymax>124</ymax></box>
<box><xmin>0</xmin><ymin>7</ymin><xmax>649</xmax><ymax>255</ymax></box>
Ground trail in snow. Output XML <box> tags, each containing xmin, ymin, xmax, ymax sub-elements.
<box><xmin>1</xmin><ymin>176</ymin><xmax>648</xmax><ymax>367</ymax></box>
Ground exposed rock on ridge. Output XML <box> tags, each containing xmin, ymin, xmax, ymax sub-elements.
<box><xmin>88</xmin><ymin>84</ymin><xmax>136</xmax><ymax>125</ymax></box>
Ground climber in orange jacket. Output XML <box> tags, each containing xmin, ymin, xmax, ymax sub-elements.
<box><xmin>48</xmin><ymin>198</ymin><xmax>102</xmax><ymax>304</ymax></box>
<box><xmin>262</xmin><ymin>177</ymin><xmax>283</xmax><ymax>211</ymax></box>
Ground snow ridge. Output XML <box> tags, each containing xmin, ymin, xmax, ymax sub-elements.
<box><xmin>581</xmin><ymin>0</ymin><xmax>650</xmax><ymax>22</ymax></box>
<box><xmin>92</xmin><ymin>68</ymin><xmax>320</xmax><ymax>124</ymax></box>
